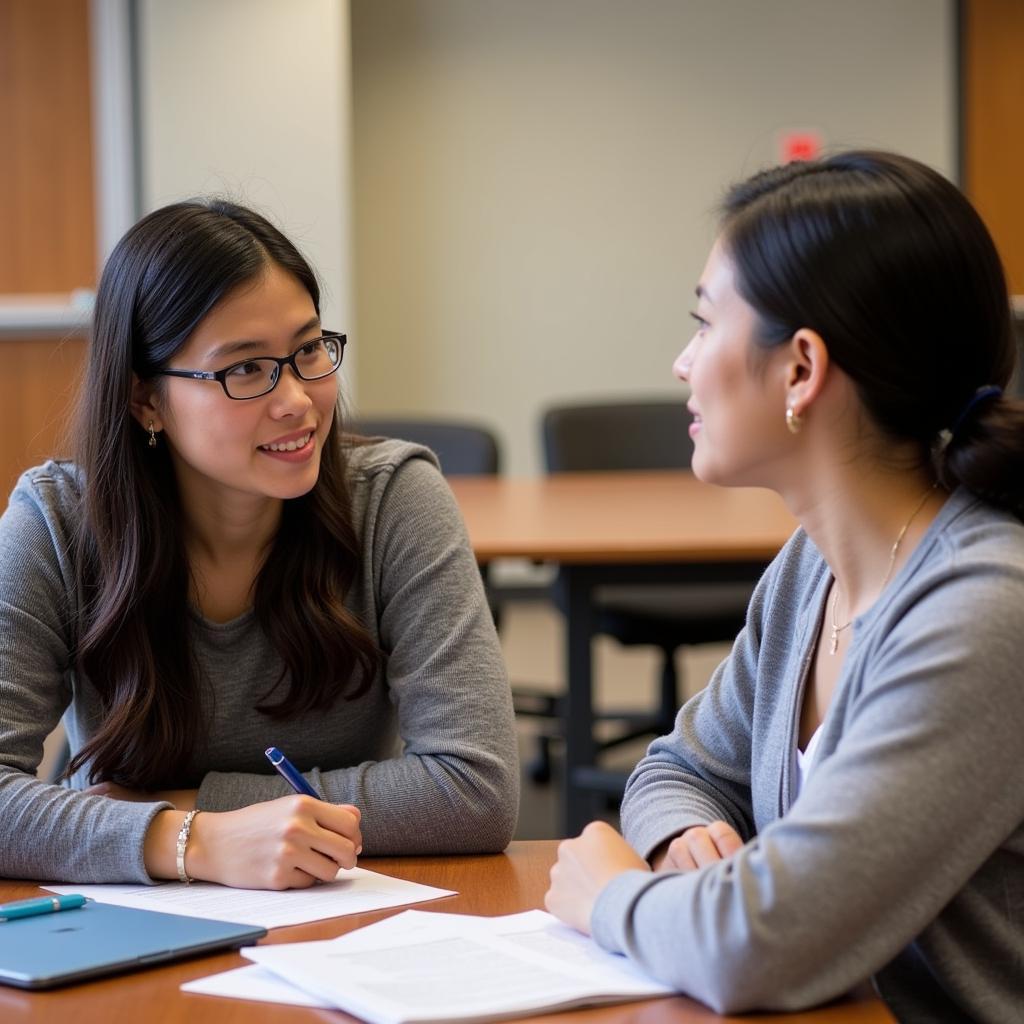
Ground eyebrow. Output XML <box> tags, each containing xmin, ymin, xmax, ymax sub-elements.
<box><xmin>206</xmin><ymin>316</ymin><xmax>322</xmax><ymax>361</ymax></box>
<box><xmin>695</xmin><ymin>284</ymin><xmax>713</xmax><ymax>304</ymax></box>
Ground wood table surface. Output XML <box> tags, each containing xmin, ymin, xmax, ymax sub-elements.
<box><xmin>448</xmin><ymin>471</ymin><xmax>797</xmax><ymax>565</ymax></box>
<box><xmin>0</xmin><ymin>841</ymin><xmax>893</xmax><ymax>1024</ymax></box>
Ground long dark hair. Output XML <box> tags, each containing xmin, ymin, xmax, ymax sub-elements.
<box><xmin>720</xmin><ymin>150</ymin><xmax>1024</xmax><ymax>517</ymax></box>
<box><xmin>68</xmin><ymin>200</ymin><xmax>381</xmax><ymax>788</ymax></box>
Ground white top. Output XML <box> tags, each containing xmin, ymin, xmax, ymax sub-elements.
<box><xmin>794</xmin><ymin>721</ymin><xmax>825</xmax><ymax>798</ymax></box>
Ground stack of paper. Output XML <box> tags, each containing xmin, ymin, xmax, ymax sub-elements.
<box><xmin>186</xmin><ymin>909</ymin><xmax>672</xmax><ymax>1024</ymax></box>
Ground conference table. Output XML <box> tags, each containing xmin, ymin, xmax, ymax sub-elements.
<box><xmin>0</xmin><ymin>841</ymin><xmax>893</xmax><ymax>1023</ymax></box>
<box><xmin>449</xmin><ymin>471</ymin><xmax>797</xmax><ymax>834</ymax></box>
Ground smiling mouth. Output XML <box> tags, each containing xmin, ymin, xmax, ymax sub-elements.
<box><xmin>259</xmin><ymin>432</ymin><xmax>312</xmax><ymax>453</ymax></box>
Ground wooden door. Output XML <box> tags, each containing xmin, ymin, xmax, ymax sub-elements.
<box><xmin>0</xmin><ymin>0</ymin><xmax>94</xmax><ymax>500</ymax></box>
<box><xmin>963</xmin><ymin>0</ymin><xmax>1024</xmax><ymax>294</ymax></box>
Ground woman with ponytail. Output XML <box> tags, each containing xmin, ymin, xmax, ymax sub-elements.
<box><xmin>0</xmin><ymin>200</ymin><xmax>518</xmax><ymax>889</ymax></box>
<box><xmin>545</xmin><ymin>152</ymin><xmax>1024</xmax><ymax>1022</ymax></box>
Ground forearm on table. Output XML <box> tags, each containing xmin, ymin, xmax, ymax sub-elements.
<box><xmin>0</xmin><ymin>769</ymin><xmax>170</xmax><ymax>882</ymax></box>
<box><xmin>196</xmin><ymin>751</ymin><xmax>518</xmax><ymax>855</ymax></box>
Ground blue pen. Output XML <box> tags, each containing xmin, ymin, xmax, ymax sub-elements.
<box><xmin>265</xmin><ymin>746</ymin><xmax>320</xmax><ymax>798</ymax></box>
<box><xmin>0</xmin><ymin>894</ymin><xmax>88</xmax><ymax>923</ymax></box>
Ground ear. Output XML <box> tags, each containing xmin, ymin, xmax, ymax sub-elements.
<box><xmin>129</xmin><ymin>374</ymin><xmax>163</xmax><ymax>433</ymax></box>
<box><xmin>782</xmin><ymin>328</ymin><xmax>829</xmax><ymax>420</ymax></box>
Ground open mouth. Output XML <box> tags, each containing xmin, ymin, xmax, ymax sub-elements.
<box><xmin>259</xmin><ymin>432</ymin><xmax>312</xmax><ymax>453</ymax></box>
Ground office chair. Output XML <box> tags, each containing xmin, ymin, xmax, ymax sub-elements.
<box><xmin>348</xmin><ymin>417</ymin><xmax>500</xmax><ymax>477</ymax></box>
<box><xmin>523</xmin><ymin>399</ymin><xmax>755</xmax><ymax>785</ymax></box>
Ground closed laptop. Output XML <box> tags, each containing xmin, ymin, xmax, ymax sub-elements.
<box><xmin>0</xmin><ymin>899</ymin><xmax>266</xmax><ymax>989</ymax></box>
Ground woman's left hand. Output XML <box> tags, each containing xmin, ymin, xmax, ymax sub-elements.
<box><xmin>544</xmin><ymin>821</ymin><xmax>650</xmax><ymax>935</ymax></box>
<box><xmin>87</xmin><ymin>782</ymin><xmax>197</xmax><ymax>811</ymax></box>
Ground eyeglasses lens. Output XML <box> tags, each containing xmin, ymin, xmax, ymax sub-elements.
<box><xmin>224</xmin><ymin>337</ymin><xmax>342</xmax><ymax>399</ymax></box>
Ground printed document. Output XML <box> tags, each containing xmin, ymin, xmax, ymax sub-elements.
<box><xmin>46</xmin><ymin>868</ymin><xmax>454</xmax><ymax>929</ymax></box>
<box><xmin>238</xmin><ymin>909</ymin><xmax>672</xmax><ymax>1024</ymax></box>
<box><xmin>183</xmin><ymin>964</ymin><xmax>333</xmax><ymax>1007</ymax></box>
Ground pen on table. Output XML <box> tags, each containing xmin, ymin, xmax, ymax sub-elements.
<box><xmin>0</xmin><ymin>894</ymin><xmax>88</xmax><ymax>923</ymax></box>
<box><xmin>264</xmin><ymin>746</ymin><xmax>320</xmax><ymax>798</ymax></box>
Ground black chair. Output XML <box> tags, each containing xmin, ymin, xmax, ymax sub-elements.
<box><xmin>523</xmin><ymin>400</ymin><xmax>755</xmax><ymax>785</ymax></box>
<box><xmin>349</xmin><ymin>417</ymin><xmax>500</xmax><ymax>476</ymax></box>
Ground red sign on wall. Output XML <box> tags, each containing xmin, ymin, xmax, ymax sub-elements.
<box><xmin>779</xmin><ymin>131</ymin><xmax>823</xmax><ymax>163</ymax></box>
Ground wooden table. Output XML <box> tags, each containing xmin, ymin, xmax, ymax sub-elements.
<box><xmin>450</xmin><ymin>472</ymin><xmax>797</xmax><ymax>833</ymax></box>
<box><xmin>0</xmin><ymin>841</ymin><xmax>893</xmax><ymax>1023</ymax></box>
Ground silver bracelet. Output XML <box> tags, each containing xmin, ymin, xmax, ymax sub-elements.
<box><xmin>175</xmin><ymin>809</ymin><xmax>201</xmax><ymax>884</ymax></box>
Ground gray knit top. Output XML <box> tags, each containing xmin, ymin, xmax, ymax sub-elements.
<box><xmin>591</xmin><ymin>487</ymin><xmax>1024</xmax><ymax>1023</ymax></box>
<box><xmin>0</xmin><ymin>440</ymin><xmax>519</xmax><ymax>883</ymax></box>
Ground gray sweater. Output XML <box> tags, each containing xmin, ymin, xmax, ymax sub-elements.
<box><xmin>0</xmin><ymin>441</ymin><xmax>519</xmax><ymax>883</ymax></box>
<box><xmin>590</xmin><ymin>488</ymin><xmax>1024</xmax><ymax>1023</ymax></box>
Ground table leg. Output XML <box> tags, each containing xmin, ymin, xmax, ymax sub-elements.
<box><xmin>561</xmin><ymin>566</ymin><xmax>599</xmax><ymax>836</ymax></box>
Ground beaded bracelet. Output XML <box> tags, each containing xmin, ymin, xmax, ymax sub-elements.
<box><xmin>175</xmin><ymin>809</ymin><xmax>201</xmax><ymax>884</ymax></box>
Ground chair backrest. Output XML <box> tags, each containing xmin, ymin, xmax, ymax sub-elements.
<box><xmin>349</xmin><ymin>417</ymin><xmax>500</xmax><ymax>476</ymax></box>
<box><xmin>542</xmin><ymin>400</ymin><xmax>694</xmax><ymax>472</ymax></box>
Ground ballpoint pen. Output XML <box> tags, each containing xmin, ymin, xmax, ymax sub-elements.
<box><xmin>0</xmin><ymin>894</ymin><xmax>88</xmax><ymax>923</ymax></box>
<box><xmin>265</xmin><ymin>746</ymin><xmax>320</xmax><ymax>798</ymax></box>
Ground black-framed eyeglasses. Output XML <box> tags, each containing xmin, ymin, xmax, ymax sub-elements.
<box><xmin>153</xmin><ymin>332</ymin><xmax>346</xmax><ymax>400</ymax></box>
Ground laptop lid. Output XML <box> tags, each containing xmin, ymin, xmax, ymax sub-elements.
<box><xmin>0</xmin><ymin>899</ymin><xmax>266</xmax><ymax>989</ymax></box>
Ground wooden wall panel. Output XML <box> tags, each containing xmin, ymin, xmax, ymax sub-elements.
<box><xmin>963</xmin><ymin>0</ymin><xmax>1024</xmax><ymax>293</ymax></box>
<box><xmin>0</xmin><ymin>0</ymin><xmax>97</xmax><ymax>293</ymax></box>
<box><xmin>0</xmin><ymin>0</ymin><xmax>95</xmax><ymax>502</ymax></box>
<box><xmin>0</xmin><ymin>337</ymin><xmax>86</xmax><ymax>499</ymax></box>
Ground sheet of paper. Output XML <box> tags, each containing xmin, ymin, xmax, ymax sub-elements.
<box><xmin>182</xmin><ymin>964</ymin><xmax>333</xmax><ymax>1007</ymax></box>
<box><xmin>243</xmin><ymin>909</ymin><xmax>672</xmax><ymax>1024</ymax></box>
<box><xmin>47</xmin><ymin>867</ymin><xmax>455</xmax><ymax>929</ymax></box>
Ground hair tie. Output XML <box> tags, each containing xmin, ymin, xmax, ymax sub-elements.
<box><xmin>950</xmin><ymin>386</ymin><xmax>1002</xmax><ymax>439</ymax></box>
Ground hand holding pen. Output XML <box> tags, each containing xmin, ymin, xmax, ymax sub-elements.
<box><xmin>143</xmin><ymin>748</ymin><xmax>362</xmax><ymax>891</ymax></box>
<box><xmin>264</xmin><ymin>746</ymin><xmax>363</xmax><ymax>861</ymax></box>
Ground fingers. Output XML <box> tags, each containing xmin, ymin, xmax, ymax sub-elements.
<box><xmin>278</xmin><ymin>797</ymin><xmax>361</xmax><ymax>872</ymax></box>
<box><xmin>311</xmin><ymin>800</ymin><xmax>362</xmax><ymax>841</ymax></box>
<box><xmin>707</xmin><ymin>820</ymin><xmax>743</xmax><ymax>858</ymax></box>
<box><xmin>663</xmin><ymin>821</ymin><xmax>744</xmax><ymax>872</ymax></box>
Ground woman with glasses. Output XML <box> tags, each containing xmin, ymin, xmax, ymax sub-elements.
<box><xmin>0</xmin><ymin>200</ymin><xmax>518</xmax><ymax>888</ymax></box>
<box><xmin>544</xmin><ymin>152</ymin><xmax>1024</xmax><ymax>1021</ymax></box>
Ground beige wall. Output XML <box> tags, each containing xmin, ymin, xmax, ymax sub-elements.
<box><xmin>137</xmin><ymin>0</ymin><xmax>354</xmax><ymax>361</ymax></box>
<box><xmin>351</xmin><ymin>0</ymin><xmax>956</xmax><ymax>475</ymax></box>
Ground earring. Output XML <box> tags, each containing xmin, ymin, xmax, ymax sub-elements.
<box><xmin>148</xmin><ymin>421</ymin><xmax>158</xmax><ymax>448</ymax></box>
<box><xmin>785</xmin><ymin>406</ymin><xmax>803</xmax><ymax>434</ymax></box>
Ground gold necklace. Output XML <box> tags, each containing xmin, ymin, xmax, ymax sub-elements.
<box><xmin>828</xmin><ymin>484</ymin><xmax>936</xmax><ymax>656</ymax></box>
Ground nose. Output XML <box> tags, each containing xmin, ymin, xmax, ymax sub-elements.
<box><xmin>269</xmin><ymin>364</ymin><xmax>315</xmax><ymax>416</ymax></box>
<box><xmin>674</xmin><ymin>337</ymin><xmax>696</xmax><ymax>382</ymax></box>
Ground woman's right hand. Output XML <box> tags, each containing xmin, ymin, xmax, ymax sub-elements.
<box><xmin>145</xmin><ymin>796</ymin><xmax>362</xmax><ymax>889</ymax></box>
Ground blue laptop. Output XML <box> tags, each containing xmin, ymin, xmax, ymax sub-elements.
<box><xmin>0</xmin><ymin>899</ymin><xmax>266</xmax><ymax>989</ymax></box>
